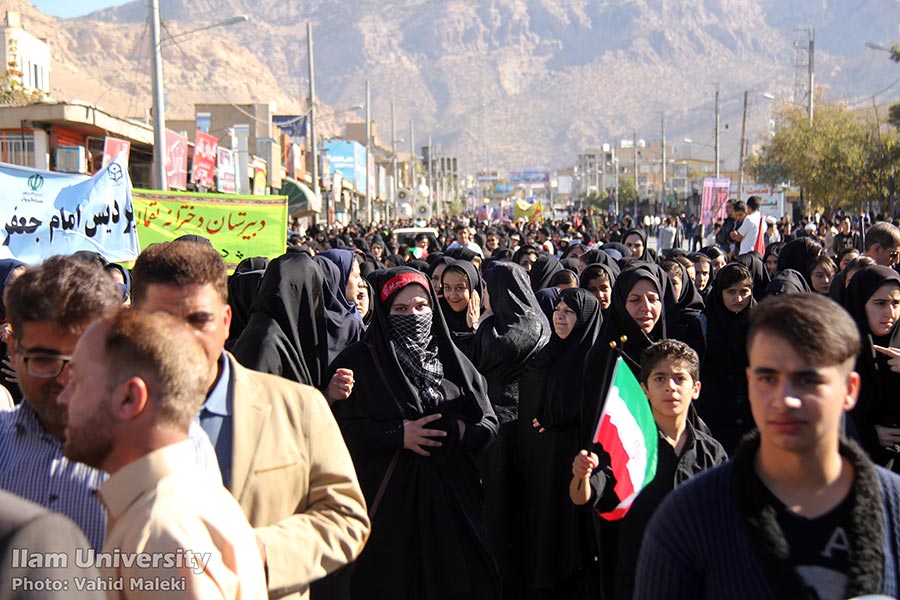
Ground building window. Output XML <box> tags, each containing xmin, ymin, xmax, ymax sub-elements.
<box><xmin>0</xmin><ymin>132</ymin><xmax>34</xmax><ymax>167</ymax></box>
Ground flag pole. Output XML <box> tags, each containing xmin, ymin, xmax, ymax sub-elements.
<box><xmin>579</xmin><ymin>336</ymin><xmax>628</xmax><ymax>491</ymax></box>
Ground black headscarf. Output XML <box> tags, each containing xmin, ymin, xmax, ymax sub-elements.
<box><xmin>847</xmin><ymin>266</ymin><xmax>900</xmax><ymax>461</ymax></box>
<box><xmin>621</xmin><ymin>229</ymin><xmax>647</xmax><ymax>260</ymax></box>
<box><xmin>582</xmin><ymin>266</ymin><xmax>666</xmax><ymax>444</ymax></box>
<box><xmin>776</xmin><ymin>237</ymin><xmax>823</xmax><ymax>287</ymax></box>
<box><xmin>385</xmin><ymin>253</ymin><xmax>406</xmax><ymax>268</ymax></box>
<box><xmin>0</xmin><ymin>259</ymin><xmax>25</xmax><ymax>320</ymax></box>
<box><xmin>703</xmin><ymin>263</ymin><xmax>756</xmax><ymax>369</ymax></box>
<box><xmin>231</xmin><ymin>254</ymin><xmax>326</xmax><ymax>388</ymax></box>
<box><xmin>512</xmin><ymin>244</ymin><xmax>538</xmax><ymax>266</ymax></box>
<box><xmin>734</xmin><ymin>252</ymin><xmax>771</xmax><ymax>301</ymax></box>
<box><xmin>408</xmin><ymin>259</ymin><xmax>430</xmax><ymax>273</ymax></box>
<box><xmin>528</xmin><ymin>255</ymin><xmax>564</xmax><ymax>292</ymax></box>
<box><xmin>765</xmin><ymin>268</ymin><xmax>812</xmax><ymax>296</ymax></box>
<box><xmin>445</xmin><ymin>247</ymin><xmax>480</xmax><ymax>263</ymax></box>
<box><xmin>599</xmin><ymin>265</ymin><xmax>666</xmax><ymax>370</ymax></box>
<box><xmin>234</xmin><ymin>256</ymin><xmax>270</xmax><ymax>274</ymax></box>
<box><xmin>225</xmin><ymin>268</ymin><xmax>264</xmax><ymax>350</ymax></box>
<box><xmin>538</xmin><ymin>288</ymin><xmax>603</xmax><ymax>428</ymax></box>
<box><xmin>314</xmin><ymin>254</ymin><xmax>365</xmax><ymax>366</ymax></box>
<box><xmin>104</xmin><ymin>263</ymin><xmax>132</xmax><ymax>303</ymax></box>
<box><xmin>584</xmin><ymin>250</ymin><xmax>622</xmax><ymax>277</ymax></box>
<box><xmin>672</xmin><ymin>260</ymin><xmax>705</xmax><ymax>320</ymax></box>
<box><xmin>534</xmin><ymin>287</ymin><xmax>561</xmax><ymax>323</ymax></box>
<box><xmin>471</xmin><ymin>262</ymin><xmax>551</xmax><ymax>412</ymax></box>
<box><xmin>366</xmin><ymin>268</ymin><xmax>492</xmax><ymax>421</ymax></box>
<box><xmin>580</xmin><ymin>262</ymin><xmax>618</xmax><ymax>309</ymax></box>
<box><xmin>438</xmin><ymin>260</ymin><xmax>483</xmax><ymax>343</ymax></box>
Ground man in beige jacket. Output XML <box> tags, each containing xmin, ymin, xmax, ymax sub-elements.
<box><xmin>59</xmin><ymin>309</ymin><xmax>267</xmax><ymax>598</ymax></box>
<box><xmin>132</xmin><ymin>241</ymin><xmax>369</xmax><ymax>599</ymax></box>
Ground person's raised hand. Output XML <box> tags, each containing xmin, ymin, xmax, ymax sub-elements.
<box><xmin>874</xmin><ymin>345</ymin><xmax>900</xmax><ymax>373</ymax></box>
<box><xmin>325</xmin><ymin>368</ymin><xmax>355</xmax><ymax>405</ymax></box>
<box><xmin>467</xmin><ymin>290</ymin><xmax>481</xmax><ymax>329</ymax></box>
<box><xmin>572</xmin><ymin>449</ymin><xmax>599</xmax><ymax>480</ymax></box>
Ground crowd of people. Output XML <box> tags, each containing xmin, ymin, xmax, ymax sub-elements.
<box><xmin>0</xmin><ymin>196</ymin><xmax>900</xmax><ymax>599</ymax></box>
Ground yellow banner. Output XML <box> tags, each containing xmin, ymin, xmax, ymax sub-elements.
<box><xmin>514</xmin><ymin>199</ymin><xmax>543</xmax><ymax>222</ymax></box>
<box><xmin>133</xmin><ymin>189</ymin><xmax>288</xmax><ymax>271</ymax></box>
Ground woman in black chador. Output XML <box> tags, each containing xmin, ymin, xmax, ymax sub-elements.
<box><xmin>518</xmin><ymin>288</ymin><xmax>602</xmax><ymax>599</ymax></box>
<box><xmin>329</xmin><ymin>267</ymin><xmax>500</xmax><ymax>600</ymax></box>
<box><xmin>231</xmin><ymin>253</ymin><xmax>327</xmax><ymax>388</ymax></box>
<box><xmin>847</xmin><ymin>265</ymin><xmax>900</xmax><ymax>469</ymax></box>
<box><xmin>687</xmin><ymin>262</ymin><xmax>756</xmax><ymax>454</ymax></box>
<box><xmin>469</xmin><ymin>262</ymin><xmax>550</xmax><ymax>597</ymax></box>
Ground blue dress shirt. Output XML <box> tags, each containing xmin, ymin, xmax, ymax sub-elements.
<box><xmin>198</xmin><ymin>352</ymin><xmax>234</xmax><ymax>489</ymax></box>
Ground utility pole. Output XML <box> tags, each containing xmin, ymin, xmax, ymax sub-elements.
<box><xmin>427</xmin><ymin>134</ymin><xmax>433</xmax><ymax>215</ymax></box>
<box><xmin>390</xmin><ymin>101</ymin><xmax>396</xmax><ymax>224</ymax></box>
<box><xmin>306</xmin><ymin>22</ymin><xmax>321</xmax><ymax>224</ymax></box>
<box><xmin>808</xmin><ymin>28</ymin><xmax>815</xmax><ymax>123</ymax></box>
<box><xmin>409</xmin><ymin>121</ymin><xmax>415</xmax><ymax>190</ymax></box>
<box><xmin>633</xmin><ymin>130</ymin><xmax>638</xmax><ymax>219</ymax></box>
<box><xmin>714</xmin><ymin>83</ymin><xmax>720</xmax><ymax>179</ymax></box>
<box><xmin>660</xmin><ymin>114</ymin><xmax>666</xmax><ymax>213</ymax></box>
<box><xmin>365</xmin><ymin>80</ymin><xmax>372</xmax><ymax>224</ymax></box>
<box><xmin>738</xmin><ymin>90</ymin><xmax>749</xmax><ymax>203</ymax></box>
<box><xmin>149</xmin><ymin>0</ymin><xmax>167</xmax><ymax>190</ymax></box>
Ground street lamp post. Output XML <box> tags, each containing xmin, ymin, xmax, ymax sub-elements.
<box><xmin>737</xmin><ymin>91</ymin><xmax>775</xmax><ymax>203</ymax></box>
<box><xmin>365</xmin><ymin>80</ymin><xmax>372</xmax><ymax>224</ymax></box>
<box><xmin>149</xmin><ymin>3</ymin><xmax>248</xmax><ymax>191</ymax></box>
<box><xmin>306</xmin><ymin>22</ymin><xmax>321</xmax><ymax>225</ymax></box>
<box><xmin>149</xmin><ymin>0</ymin><xmax>166</xmax><ymax>191</ymax></box>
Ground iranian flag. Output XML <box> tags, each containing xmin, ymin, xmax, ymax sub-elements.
<box><xmin>592</xmin><ymin>357</ymin><xmax>658</xmax><ymax>521</ymax></box>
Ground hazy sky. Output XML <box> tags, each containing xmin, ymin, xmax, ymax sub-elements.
<box><xmin>31</xmin><ymin>0</ymin><xmax>130</xmax><ymax>19</ymax></box>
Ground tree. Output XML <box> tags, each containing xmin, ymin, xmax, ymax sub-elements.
<box><xmin>747</xmin><ymin>97</ymin><xmax>900</xmax><ymax>213</ymax></box>
<box><xmin>583</xmin><ymin>190</ymin><xmax>611</xmax><ymax>212</ymax></box>
<box><xmin>0</xmin><ymin>64</ymin><xmax>42</xmax><ymax>105</ymax></box>
<box><xmin>618</xmin><ymin>177</ymin><xmax>636</xmax><ymax>206</ymax></box>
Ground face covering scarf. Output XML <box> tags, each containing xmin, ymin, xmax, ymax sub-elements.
<box><xmin>387</xmin><ymin>312</ymin><xmax>445</xmax><ymax>409</ymax></box>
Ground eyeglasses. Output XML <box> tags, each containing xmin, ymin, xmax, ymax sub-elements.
<box><xmin>16</xmin><ymin>345</ymin><xmax>72</xmax><ymax>378</ymax></box>
<box><xmin>890</xmin><ymin>251</ymin><xmax>900</xmax><ymax>260</ymax></box>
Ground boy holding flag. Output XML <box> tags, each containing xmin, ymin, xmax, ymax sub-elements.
<box><xmin>570</xmin><ymin>339</ymin><xmax>726</xmax><ymax>600</ymax></box>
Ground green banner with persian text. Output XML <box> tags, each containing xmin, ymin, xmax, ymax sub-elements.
<box><xmin>133</xmin><ymin>189</ymin><xmax>287</xmax><ymax>272</ymax></box>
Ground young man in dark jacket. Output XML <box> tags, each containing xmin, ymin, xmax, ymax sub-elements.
<box><xmin>635</xmin><ymin>293</ymin><xmax>900</xmax><ymax>599</ymax></box>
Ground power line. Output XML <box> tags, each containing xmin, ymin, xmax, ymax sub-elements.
<box><xmin>158</xmin><ymin>20</ymin><xmax>280</xmax><ymax>127</ymax></box>
<box><xmin>91</xmin><ymin>18</ymin><xmax>150</xmax><ymax>117</ymax></box>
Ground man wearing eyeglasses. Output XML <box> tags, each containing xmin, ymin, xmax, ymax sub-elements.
<box><xmin>0</xmin><ymin>257</ymin><xmax>120</xmax><ymax>551</ymax></box>
<box><xmin>0</xmin><ymin>256</ymin><xmax>218</xmax><ymax>553</ymax></box>
<box><xmin>861</xmin><ymin>222</ymin><xmax>900</xmax><ymax>268</ymax></box>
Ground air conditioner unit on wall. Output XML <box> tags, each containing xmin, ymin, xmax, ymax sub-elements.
<box><xmin>56</xmin><ymin>146</ymin><xmax>87</xmax><ymax>174</ymax></box>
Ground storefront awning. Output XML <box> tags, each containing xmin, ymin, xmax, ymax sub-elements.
<box><xmin>280</xmin><ymin>177</ymin><xmax>321</xmax><ymax>216</ymax></box>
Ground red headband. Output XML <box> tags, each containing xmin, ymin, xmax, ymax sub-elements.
<box><xmin>380</xmin><ymin>271</ymin><xmax>430</xmax><ymax>303</ymax></box>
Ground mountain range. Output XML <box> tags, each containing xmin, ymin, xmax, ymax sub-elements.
<box><xmin>12</xmin><ymin>0</ymin><xmax>900</xmax><ymax>172</ymax></box>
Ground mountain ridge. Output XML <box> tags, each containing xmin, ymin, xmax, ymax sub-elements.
<box><xmin>13</xmin><ymin>0</ymin><xmax>900</xmax><ymax>171</ymax></box>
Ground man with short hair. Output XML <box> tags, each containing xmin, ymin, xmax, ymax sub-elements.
<box><xmin>59</xmin><ymin>309</ymin><xmax>267</xmax><ymax>598</ymax></box>
<box><xmin>131</xmin><ymin>241</ymin><xmax>369</xmax><ymax>600</ymax></box>
<box><xmin>446</xmin><ymin>224</ymin><xmax>484</xmax><ymax>256</ymax></box>
<box><xmin>730</xmin><ymin>196</ymin><xmax>763</xmax><ymax>255</ymax></box>
<box><xmin>0</xmin><ymin>257</ymin><xmax>122</xmax><ymax>550</ymax></box>
<box><xmin>0</xmin><ymin>256</ymin><xmax>218</xmax><ymax>552</ymax></box>
<box><xmin>863</xmin><ymin>221</ymin><xmax>900</xmax><ymax>267</ymax></box>
<box><xmin>635</xmin><ymin>293</ymin><xmax>900</xmax><ymax>599</ymax></box>
<box><xmin>536</xmin><ymin>227</ymin><xmax>554</xmax><ymax>254</ymax></box>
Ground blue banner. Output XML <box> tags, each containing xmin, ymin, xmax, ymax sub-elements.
<box><xmin>0</xmin><ymin>156</ymin><xmax>140</xmax><ymax>264</ymax></box>
<box><xmin>273</xmin><ymin>115</ymin><xmax>309</xmax><ymax>139</ymax></box>
<box><xmin>323</xmin><ymin>139</ymin><xmax>367</xmax><ymax>194</ymax></box>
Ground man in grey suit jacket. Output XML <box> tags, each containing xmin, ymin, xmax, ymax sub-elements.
<box><xmin>0</xmin><ymin>489</ymin><xmax>103</xmax><ymax>599</ymax></box>
<box><xmin>132</xmin><ymin>241</ymin><xmax>369</xmax><ymax>600</ymax></box>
